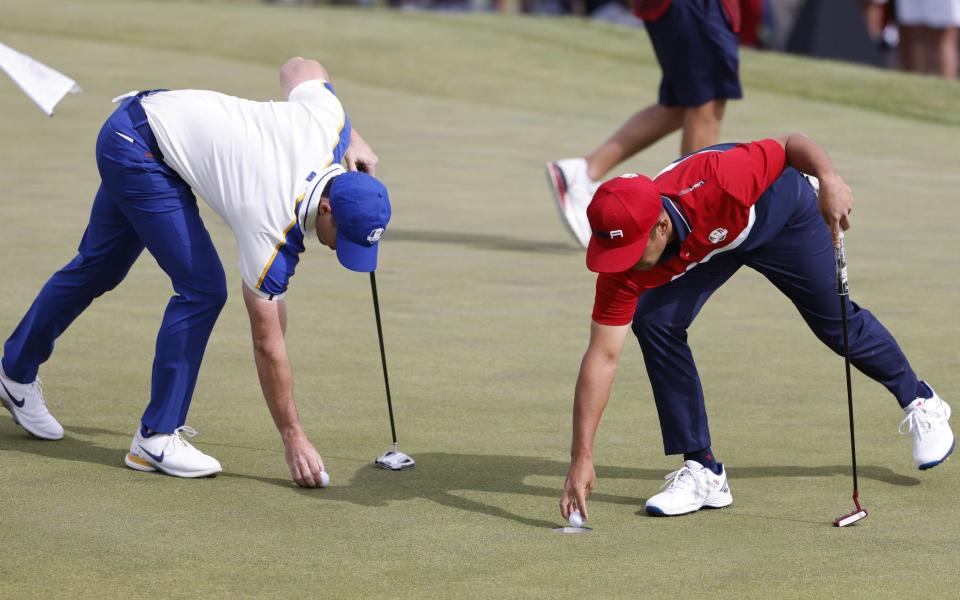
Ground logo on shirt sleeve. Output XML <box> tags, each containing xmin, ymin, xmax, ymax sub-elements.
<box><xmin>679</xmin><ymin>179</ymin><xmax>706</xmax><ymax>196</ymax></box>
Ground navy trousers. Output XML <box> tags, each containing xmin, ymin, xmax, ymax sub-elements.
<box><xmin>645</xmin><ymin>0</ymin><xmax>743</xmax><ymax>107</ymax></box>
<box><xmin>632</xmin><ymin>168</ymin><xmax>923</xmax><ymax>455</ymax></box>
<box><xmin>1</xmin><ymin>93</ymin><xmax>226</xmax><ymax>432</ymax></box>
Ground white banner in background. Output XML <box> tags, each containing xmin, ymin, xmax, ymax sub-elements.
<box><xmin>0</xmin><ymin>42</ymin><xmax>81</xmax><ymax>116</ymax></box>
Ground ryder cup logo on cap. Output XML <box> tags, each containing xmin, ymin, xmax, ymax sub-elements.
<box><xmin>585</xmin><ymin>174</ymin><xmax>661</xmax><ymax>274</ymax></box>
<box><xmin>367</xmin><ymin>228</ymin><xmax>384</xmax><ymax>244</ymax></box>
<box><xmin>329</xmin><ymin>172</ymin><xmax>392</xmax><ymax>273</ymax></box>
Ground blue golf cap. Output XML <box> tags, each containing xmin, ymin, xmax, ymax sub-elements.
<box><xmin>329</xmin><ymin>171</ymin><xmax>391</xmax><ymax>272</ymax></box>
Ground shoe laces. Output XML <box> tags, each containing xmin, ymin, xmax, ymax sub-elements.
<box><xmin>171</xmin><ymin>425</ymin><xmax>199</xmax><ymax>450</ymax></box>
<box><xmin>32</xmin><ymin>377</ymin><xmax>47</xmax><ymax>408</ymax></box>
<box><xmin>661</xmin><ymin>466</ymin><xmax>699</xmax><ymax>493</ymax></box>
<box><xmin>899</xmin><ymin>400</ymin><xmax>947</xmax><ymax>439</ymax></box>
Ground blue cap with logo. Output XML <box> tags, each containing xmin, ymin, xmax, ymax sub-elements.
<box><xmin>329</xmin><ymin>171</ymin><xmax>391</xmax><ymax>272</ymax></box>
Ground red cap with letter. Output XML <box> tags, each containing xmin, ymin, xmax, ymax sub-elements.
<box><xmin>585</xmin><ymin>174</ymin><xmax>662</xmax><ymax>273</ymax></box>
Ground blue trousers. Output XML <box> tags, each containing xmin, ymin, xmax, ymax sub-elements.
<box><xmin>632</xmin><ymin>169</ymin><xmax>923</xmax><ymax>455</ymax></box>
<box><xmin>1</xmin><ymin>93</ymin><xmax>226</xmax><ymax>433</ymax></box>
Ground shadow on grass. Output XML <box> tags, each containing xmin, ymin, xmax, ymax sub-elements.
<box><xmin>0</xmin><ymin>423</ymin><xmax>128</xmax><ymax>471</ymax></box>
<box><xmin>2</xmin><ymin>424</ymin><xmax>924</xmax><ymax>528</ymax></box>
<box><xmin>387</xmin><ymin>228</ymin><xmax>579</xmax><ymax>255</ymax></box>
<box><xmin>226</xmin><ymin>453</ymin><xmax>648</xmax><ymax>528</ymax></box>
<box><xmin>0</xmin><ymin>424</ymin><xmax>285</xmax><ymax>468</ymax></box>
<box><xmin>223</xmin><ymin>455</ymin><xmax>922</xmax><ymax>529</ymax></box>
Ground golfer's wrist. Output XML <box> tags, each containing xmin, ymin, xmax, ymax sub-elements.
<box><xmin>815</xmin><ymin>171</ymin><xmax>842</xmax><ymax>187</ymax></box>
<box><xmin>280</xmin><ymin>425</ymin><xmax>307</xmax><ymax>443</ymax></box>
<box><xmin>571</xmin><ymin>448</ymin><xmax>593</xmax><ymax>461</ymax></box>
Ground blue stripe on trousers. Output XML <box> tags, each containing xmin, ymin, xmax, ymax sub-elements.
<box><xmin>632</xmin><ymin>169</ymin><xmax>922</xmax><ymax>455</ymax></box>
<box><xmin>2</xmin><ymin>96</ymin><xmax>226</xmax><ymax>432</ymax></box>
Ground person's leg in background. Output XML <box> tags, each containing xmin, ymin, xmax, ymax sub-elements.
<box><xmin>583</xmin><ymin>104</ymin><xmax>686</xmax><ymax>181</ymax></box>
<box><xmin>546</xmin><ymin>0</ymin><xmax>742</xmax><ymax>247</ymax></box>
<box><xmin>936</xmin><ymin>25</ymin><xmax>958</xmax><ymax>78</ymax></box>
<box><xmin>680</xmin><ymin>99</ymin><xmax>727</xmax><ymax>155</ymax></box>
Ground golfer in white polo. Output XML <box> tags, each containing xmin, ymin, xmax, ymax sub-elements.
<box><xmin>0</xmin><ymin>58</ymin><xmax>390</xmax><ymax>488</ymax></box>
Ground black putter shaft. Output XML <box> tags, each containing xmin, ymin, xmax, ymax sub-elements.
<box><xmin>370</xmin><ymin>271</ymin><xmax>398</xmax><ymax>446</ymax></box>
<box><xmin>840</xmin><ymin>284</ymin><xmax>859</xmax><ymax>498</ymax></box>
<box><xmin>836</xmin><ymin>236</ymin><xmax>861</xmax><ymax>502</ymax></box>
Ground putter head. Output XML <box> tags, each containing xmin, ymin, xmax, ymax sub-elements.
<box><xmin>834</xmin><ymin>491</ymin><xmax>868</xmax><ymax>527</ymax></box>
<box><xmin>375</xmin><ymin>448</ymin><xmax>415</xmax><ymax>471</ymax></box>
<box><xmin>834</xmin><ymin>508</ymin><xmax>868</xmax><ymax>527</ymax></box>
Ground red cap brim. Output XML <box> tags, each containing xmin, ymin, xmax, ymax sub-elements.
<box><xmin>586</xmin><ymin>232</ymin><xmax>650</xmax><ymax>273</ymax></box>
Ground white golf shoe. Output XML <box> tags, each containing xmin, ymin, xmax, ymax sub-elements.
<box><xmin>645</xmin><ymin>460</ymin><xmax>733</xmax><ymax>516</ymax></box>
<box><xmin>0</xmin><ymin>366</ymin><xmax>63</xmax><ymax>440</ymax></box>
<box><xmin>545</xmin><ymin>158</ymin><xmax>599</xmax><ymax>248</ymax></box>
<box><xmin>899</xmin><ymin>385</ymin><xmax>954</xmax><ymax>470</ymax></box>
<box><xmin>125</xmin><ymin>425</ymin><xmax>222</xmax><ymax>478</ymax></box>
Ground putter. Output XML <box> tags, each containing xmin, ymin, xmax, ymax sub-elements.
<box><xmin>833</xmin><ymin>233</ymin><xmax>868</xmax><ymax>527</ymax></box>
<box><xmin>369</xmin><ymin>271</ymin><xmax>415</xmax><ymax>471</ymax></box>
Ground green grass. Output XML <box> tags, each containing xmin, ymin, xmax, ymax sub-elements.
<box><xmin>1</xmin><ymin>1</ymin><xmax>959</xmax><ymax>598</ymax></box>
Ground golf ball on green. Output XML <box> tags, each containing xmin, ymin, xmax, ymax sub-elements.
<box><xmin>568</xmin><ymin>511</ymin><xmax>584</xmax><ymax>527</ymax></box>
<box><xmin>320</xmin><ymin>471</ymin><xmax>330</xmax><ymax>488</ymax></box>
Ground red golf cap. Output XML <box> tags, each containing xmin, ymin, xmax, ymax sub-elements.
<box><xmin>586</xmin><ymin>174</ymin><xmax>662</xmax><ymax>273</ymax></box>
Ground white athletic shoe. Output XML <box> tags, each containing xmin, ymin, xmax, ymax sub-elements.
<box><xmin>0</xmin><ymin>366</ymin><xmax>63</xmax><ymax>440</ymax></box>
<box><xmin>545</xmin><ymin>158</ymin><xmax>599</xmax><ymax>248</ymax></box>
<box><xmin>899</xmin><ymin>385</ymin><xmax>954</xmax><ymax>470</ymax></box>
<box><xmin>125</xmin><ymin>425</ymin><xmax>222</xmax><ymax>478</ymax></box>
<box><xmin>645</xmin><ymin>460</ymin><xmax>733</xmax><ymax>516</ymax></box>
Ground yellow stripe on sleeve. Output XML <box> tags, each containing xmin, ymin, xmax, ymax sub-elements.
<box><xmin>256</xmin><ymin>193</ymin><xmax>305</xmax><ymax>290</ymax></box>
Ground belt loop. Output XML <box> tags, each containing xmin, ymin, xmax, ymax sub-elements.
<box><xmin>124</xmin><ymin>90</ymin><xmax>165</xmax><ymax>161</ymax></box>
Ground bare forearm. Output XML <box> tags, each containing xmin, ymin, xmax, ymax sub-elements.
<box><xmin>782</xmin><ymin>133</ymin><xmax>838</xmax><ymax>180</ymax></box>
<box><xmin>351</xmin><ymin>128</ymin><xmax>366</xmax><ymax>145</ymax></box>
<box><xmin>777</xmin><ymin>133</ymin><xmax>854</xmax><ymax>242</ymax></box>
<box><xmin>571</xmin><ymin>352</ymin><xmax>618</xmax><ymax>460</ymax></box>
<box><xmin>560</xmin><ymin>322</ymin><xmax>627</xmax><ymax>519</ymax></box>
<box><xmin>345</xmin><ymin>128</ymin><xmax>379</xmax><ymax>174</ymax></box>
<box><xmin>241</xmin><ymin>285</ymin><xmax>324</xmax><ymax>487</ymax></box>
<box><xmin>252</xmin><ymin>343</ymin><xmax>303</xmax><ymax>440</ymax></box>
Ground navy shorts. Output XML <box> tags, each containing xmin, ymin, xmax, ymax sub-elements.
<box><xmin>644</xmin><ymin>0</ymin><xmax>743</xmax><ymax>107</ymax></box>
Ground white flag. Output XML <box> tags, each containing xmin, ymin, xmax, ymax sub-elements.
<box><xmin>0</xmin><ymin>42</ymin><xmax>81</xmax><ymax>116</ymax></box>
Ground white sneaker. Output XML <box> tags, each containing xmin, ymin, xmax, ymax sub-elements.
<box><xmin>0</xmin><ymin>366</ymin><xmax>63</xmax><ymax>440</ymax></box>
<box><xmin>645</xmin><ymin>460</ymin><xmax>733</xmax><ymax>516</ymax></box>
<box><xmin>899</xmin><ymin>384</ymin><xmax>954</xmax><ymax>470</ymax></box>
<box><xmin>545</xmin><ymin>158</ymin><xmax>599</xmax><ymax>248</ymax></box>
<box><xmin>125</xmin><ymin>425</ymin><xmax>222</xmax><ymax>478</ymax></box>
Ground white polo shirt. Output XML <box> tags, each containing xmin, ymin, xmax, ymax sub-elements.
<box><xmin>141</xmin><ymin>80</ymin><xmax>350</xmax><ymax>299</ymax></box>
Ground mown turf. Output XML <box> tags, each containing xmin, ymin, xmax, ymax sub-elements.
<box><xmin>1</xmin><ymin>1</ymin><xmax>959</xmax><ymax>598</ymax></box>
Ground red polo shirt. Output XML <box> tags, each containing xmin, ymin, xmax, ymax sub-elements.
<box><xmin>591</xmin><ymin>139</ymin><xmax>786</xmax><ymax>326</ymax></box>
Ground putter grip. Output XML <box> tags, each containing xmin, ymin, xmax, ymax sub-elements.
<box><xmin>835</xmin><ymin>233</ymin><xmax>848</xmax><ymax>296</ymax></box>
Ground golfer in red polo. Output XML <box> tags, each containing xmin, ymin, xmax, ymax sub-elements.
<box><xmin>559</xmin><ymin>134</ymin><xmax>954</xmax><ymax>520</ymax></box>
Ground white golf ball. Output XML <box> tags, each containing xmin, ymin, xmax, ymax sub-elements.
<box><xmin>319</xmin><ymin>471</ymin><xmax>330</xmax><ymax>488</ymax></box>
<box><xmin>568</xmin><ymin>510</ymin><xmax>584</xmax><ymax>528</ymax></box>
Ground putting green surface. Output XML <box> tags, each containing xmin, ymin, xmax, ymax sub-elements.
<box><xmin>2</xmin><ymin>1</ymin><xmax>959</xmax><ymax>597</ymax></box>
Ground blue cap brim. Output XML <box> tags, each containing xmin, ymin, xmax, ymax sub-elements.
<box><xmin>335</xmin><ymin>232</ymin><xmax>379</xmax><ymax>272</ymax></box>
